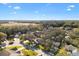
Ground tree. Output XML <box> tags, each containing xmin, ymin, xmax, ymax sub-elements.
<box><xmin>0</xmin><ymin>32</ymin><xmax>7</xmax><ymax>42</ymax></box>
<box><xmin>38</xmin><ymin>28</ymin><xmax>65</xmax><ymax>55</ymax></box>
<box><xmin>0</xmin><ymin>32</ymin><xmax>7</xmax><ymax>51</ymax></box>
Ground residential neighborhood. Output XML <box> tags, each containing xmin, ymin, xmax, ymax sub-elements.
<box><xmin>0</xmin><ymin>21</ymin><xmax>79</xmax><ymax>56</ymax></box>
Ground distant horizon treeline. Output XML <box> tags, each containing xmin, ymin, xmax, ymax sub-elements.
<box><xmin>0</xmin><ymin>20</ymin><xmax>79</xmax><ymax>36</ymax></box>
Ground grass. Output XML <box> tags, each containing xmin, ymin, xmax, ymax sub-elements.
<box><xmin>6</xmin><ymin>46</ymin><xmax>23</xmax><ymax>50</ymax></box>
<box><xmin>38</xmin><ymin>45</ymin><xmax>45</xmax><ymax>50</ymax></box>
<box><xmin>56</xmin><ymin>47</ymin><xmax>68</xmax><ymax>56</ymax></box>
<box><xmin>21</xmin><ymin>49</ymin><xmax>38</xmax><ymax>56</ymax></box>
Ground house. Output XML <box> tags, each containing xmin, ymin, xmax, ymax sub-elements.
<box><xmin>14</xmin><ymin>34</ymin><xmax>19</xmax><ymax>38</ymax></box>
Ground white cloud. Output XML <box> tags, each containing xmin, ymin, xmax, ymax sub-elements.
<box><xmin>13</xmin><ymin>6</ymin><xmax>21</xmax><ymax>10</ymax></box>
<box><xmin>67</xmin><ymin>5</ymin><xmax>75</xmax><ymax>11</ymax></box>
<box><xmin>67</xmin><ymin>8</ymin><xmax>71</xmax><ymax>11</ymax></box>
<box><xmin>69</xmin><ymin>5</ymin><xmax>75</xmax><ymax>8</ymax></box>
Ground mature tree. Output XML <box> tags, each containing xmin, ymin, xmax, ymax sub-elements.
<box><xmin>0</xmin><ymin>32</ymin><xmax>7</xmax><ymax>42</ymax></box>
<box><xmin>0</xmin><ymin>32</ymin><xmax>7</xmax><ymax>51</ymax></box>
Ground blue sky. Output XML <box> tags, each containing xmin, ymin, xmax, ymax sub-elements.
<box><xmin>0</xmin><ymin>3</ymin><xmax>79</xmax><ymax>20</ymax></box>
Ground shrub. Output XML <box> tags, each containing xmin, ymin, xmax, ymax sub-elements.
<box><xmin>38</xmin><ymin>45</ymin><xmax>45</xmax><ymax>50</ymax></box>
<box><xmin>0</xmin><ymin>32</ymin><xmax>7</xmax><ymax>41</ymax></box>
<box><xmin>23</xmin><ymin>40</ymin><xmax>30</xmax><ymax>45</ymax></box>
<box><xmin>21</xmin><ymin>49</ymin><xmax>38</xmax><ymax>56</ymax></box>
<box><xmin>6</xmin><ymin>46</ymin><xmax>23</xmax><ymax>50</ymax></box>
<box><xmin>0</xmin><ymin>48</ymin><xmax>3</xmax><ymax>51</ymax></box>
<box><xmin>56</xmin><ymin>48</ymin><xmax>68</xmax><ymax>56</ymax></box>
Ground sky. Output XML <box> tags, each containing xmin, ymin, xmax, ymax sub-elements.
<box><xmin>0</xmin><ymin>3</ymin><xmax>79</xmax><ymax>20</ymax></box>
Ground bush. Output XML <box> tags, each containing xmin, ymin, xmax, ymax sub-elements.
<box><xmin>38</xmin><ymin>45</ymin><xmax>45</xmax><ymax>50</ymax></box>
<box><xmin>71</xmin><ymin>38</ymin><xmax>79</xmax><ymax>47</ymax></box>
<box><xmin>21</xmin><ymin>49</ymin><xmax>38</xmax><ymax>56</ymax></box>
<box><xmin>0</xmin><ymin>32</ymin><xmax>7</xmax><ymax>41</ymax></box>
<box><xmin>23</xmin><ymin>40</ymin><xmax>30</xmax><ymax>45</ymax></box>
<box><xmin>0</xmin><ymin>48</ymin><xmax>3</xmax><ymax>51</ymax></box>
<box><xmin>73</xmin><ymin>28</ymin><xmax>79</xmax><ymax>36</ymax></box>
<box><xmin>0</xmin><ymin>32</ymin><xmax>7</xmax><ymax>50</ymax></box>
<box><xmin>56</xmin><ymin>48</ymin><xmax>68</xmax><ymax>56</ymax></box>
<box><xmin>6</xmin><ymin>46</ymin><xmax>22</xmax><ymax>50</ymax></box>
